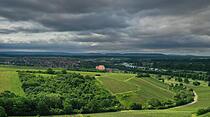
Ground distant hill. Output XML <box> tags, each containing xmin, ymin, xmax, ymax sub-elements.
<box><xmin>0</xmin><ymin>51</ymin><xmax>209</xmax><ymax>59</ymax></box>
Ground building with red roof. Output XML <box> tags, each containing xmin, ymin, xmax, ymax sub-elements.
<box><xmin>96</xmin><ymin>65</ymin><xmax>106</xmax><ymax>71</ymax></box>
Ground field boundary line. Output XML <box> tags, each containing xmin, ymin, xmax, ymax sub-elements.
<box><xmin>114</xmin><ymin>89</ymin><xmax>141</xmax><ymax>95</ymax></box>
<box><xmin>124</xmin><ymin>76</ymin><xmax>135</xmax><ymax>82</ymax></box>
<box><xmin>140</xmin><ymin>78</ymin><xmax>175</xmax><ymax>94</ymax></box>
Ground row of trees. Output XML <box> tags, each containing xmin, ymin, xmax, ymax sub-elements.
<box><xmin>197</xmin><ymin>107</ymin><xmax>210</xmax><ymax>115</ymax></box>
<box><xmin>132</xmin><ymin>68</ymin><xmax>209</xmax><ymax>81</ymax></box>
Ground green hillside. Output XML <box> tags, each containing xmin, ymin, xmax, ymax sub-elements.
<box><xmin>1</xmin><ymin>66</ymin><xmax>210</xmax><ymax>117</ymax></box>
<box><xmin>69</xmin><ymin>71</ymin><xmax>175</xmax><ymax>107</ymax></box>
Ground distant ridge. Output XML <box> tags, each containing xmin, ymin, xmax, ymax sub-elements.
<box><xmin>0</xmin><ymin>51</ymin><xmax>209</xmax><ymax>58</ymax></box>
<box><xmin>0</xmin><ymin>51</ymin><xmax>165</xmax><ymax>57</ymax></box>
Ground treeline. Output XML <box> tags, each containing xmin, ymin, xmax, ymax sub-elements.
<box><xmin>197</xmin><ymin>107</ymin><xmax>210</xmax><ymax>116</ymax></box>
<box><xmin>151</xmin><ymin>59</ymin><xmax>210</xmax><ymax>71</ymax></box>
<box><xmin>132</xmin><ymin>69</ymin><xmax>209</xmax><ymax>81</ymax></box>
<box><xmin>0</xmin><ymin>71</ymin><xmax>121</xmax><ymax>116</ymax></box>
<box><xmin>131</xmin><ymin>58</ymin><xmax>210</xmax><ymax>71</ymax></box>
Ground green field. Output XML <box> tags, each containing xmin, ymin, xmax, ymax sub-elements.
<box><xmin>49</xmin><ymin>110</ymin><xmax>191</xmax><ymax>117</ymax></box>
<box><xmin>0</xmin><ymin>69</ymin><xmax>25</xmax><ymax>96</ymax></box>
<box><xmin>1</xmin><ymin>65</ymin><xmax>210</xmax><ymax>117</ymax></box>
<box><xmin>70</xmin><ymin>71</ymin><xmax>175</xmax><ymax>107</ymax></box>
<box><xmin>200</xmin><ymin>112</ymin><xmax>210</xmax><ymax>117</ymax></box>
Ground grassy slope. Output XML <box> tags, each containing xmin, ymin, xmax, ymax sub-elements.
<box><xmin>84</xmin><ymin>110</ymin><xmax>192</xmax><ymax>117</ymax></box>
<box><xmin>200</xmin><ymin>112</ymin><xmax>210</xmax><ymax>117</ymax></box>
<box><xmin>80</xmin><ymin>75</ymin><xmax>210</xmax><ymax>117</ymax></box>
<box><xmin>71</xmin><ymin>71</ymin><xmax>175</xmax><ymax>107</ymax></box>
<box><xmin>0</xmin><ymin>67</ymin><xmax>25</xmax><ymax>96</ymax></box>
<box><xmin>49</xmin><ymin>110</ymin><xmax>191</xmax><ymax>117</ymax></box>
<box><xmin>1</xmin><ymin>65</ymin><xmax>210</xmax><ymax>117</ymax></box>
<box><xmin>102</xmin><ymin>75</ymin><xmax>174</xmax><ymax>106</ymax></box>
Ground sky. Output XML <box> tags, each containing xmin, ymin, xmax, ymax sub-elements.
<box><xmin>0</xmin><ymin>0</ymin><xmax>210</xmax><ymax>55</ymax></box>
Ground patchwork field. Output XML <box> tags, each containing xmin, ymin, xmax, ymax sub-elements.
<box><xmin>70</xmin><ymin>71</ymin><xmax>175</xmax><ymax>107</ymax></box>
<box><xmin>1</xmin><ymin>65</ymin><xmax>210</xmax><ymax>117</ymax></box>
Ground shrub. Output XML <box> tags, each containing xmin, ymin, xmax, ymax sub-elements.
<box><xmin>196</xmin><ymin>107</ymin><xmax>210</xmax><ymax>115</ymax></box>
<box><xmin>95</xmin><ymin>74</ymin><xmax>101</xmax><ymax>76</ymax></box>
<box><xmin>129</xmin><ymin>103</ymin><xmax>142</xmax><ymax>110</ymax></box>
<box><xmin>62</xmin><ymin>69</ymin><xmax>67</xmax><ymax>74</ymax></box>
<box><xmin>193</xmin><ymin>81</ymin><xmax>200</xmax><ymax>86</ymax></box>
<box><xmin>147</xmin><ymin>98</ymin><xmax>162</xmax><ymax>109</ymax></box>
<box><xmin>136</xmin><ymin>73</ymin><xmax>150</xmax><ymax>78</ymax></box>
<box><xmin>184</xmin><ymin>78</ymin><xmax>190</xmax><ymax>84</ymax></box>
<box><xmin>0</xmin><ymin>106</ymin><xmax>7</xmax><ymax>117</ymax></box>
<box><xmin>46</xmin><ymin>68</ymin><xmax>55</xmax><ymax>74</ymax></box>
<box><xmin>0</xmin><ymin>91</ymin><xmax>16</xmax><ymax>98</ymax></box>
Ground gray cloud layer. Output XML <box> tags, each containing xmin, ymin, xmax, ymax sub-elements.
<box><xmin>0</xmin><ymin>0</ymin><xmax>210</xmax><ymax>55</ymax></box>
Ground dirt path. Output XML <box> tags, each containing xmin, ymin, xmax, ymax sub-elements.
<box><xmin>171</xmin><ymin>91</ymin><xmax>198</xmax><ymax>109</ymax></box>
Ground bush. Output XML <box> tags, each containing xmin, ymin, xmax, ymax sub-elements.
<box><xmin>129</xmin><ymin>103</ymin><xmax>142</xmax><ymax>110</ymax></box>
<box><xmin>177</xmin><ymin>77</ymin><xmax>183</xmax><ymax>82</ymax></box>
<box><xmin>196</xmin><ymin>107</ymin><xmax>210</xmax><ymax>115</ymax></box>
<box><xmin>136</xmin><ymin>73</ymin><xmax>150</xmax><ymax>78</ymax></box>
<box><xmin>193</xmin><ymin>81</ymin><xmax>200</xmax><ymax>86</ymax></box>
<box><xmin>46</xmin><ymin>68</ymin><xmax>55</xmax><ymax>74</ymax></box>
<box><xmin>95</xmin><ymin>74</ymin><xmax>101</xmax><ymax>76</ymax></box>
<box><xmin>62</xmin><ymin>69</ymin><xmax>67</xmax><ymax>74</ymax></box>
<box><xmin>147</xmin><ymin>98</ymin><xmax>162</xmax><ymax>109</ymax></box>
<box><xmin>0</xmin><ymin>91</ymin><xmax>16</xmax><ymax>98</ymax></box>
<box><xmin>0</xmin><ymin>106</ymin><xmax>7</xmax><ymax>117</ymax></box>
<box><xmin>184</xmin><ymin>78</ymin><xmax>190</xmax><ymax>84</ymax></box>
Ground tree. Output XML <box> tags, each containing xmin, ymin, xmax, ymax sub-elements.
<box><xmin>158</xmin><ymin>74</ymin><xmax>162</xmax><ymax>78</ymax></box>
<box><xmin>46</xmin><ymin>68</ymin><xmax>54</xmax><ymax>74</ymax></box>
<box><xmin>136</xmin><ymin>73</ymin><xmax>150</xmax><ymax>78</ymax></box>
<box><xmin>177</xmin><ymin>77</ymin><xmax>183</xmax><ymax>82</ymax></box>
<box><xmin>0</xmin><ymin>106</ymin><xmax>7</xmax><ymax>117</ymax></box>
<box><xmin>193</xmin><ymin>81</ymin><xmax>200</xmax><ymax>86</ymax></box>
<box><xmin>208</xmin><ymin>75</ymin><xmax>210</xmax><ymax>87</ymax></box>
<box><xmin>0</xmin><ymin>91</ymin><xmax>16</xmax><ymax>98</ymax></box>
<box><xmin>147</xmin><ymin>98</ymin><xmax>162</xmax><ymax>108</ymax></box>
<box><xmin>196</xmin><ymin>107</ymin><xmax>210</xmax><ymax>115</ymax></box>
<box><xmin>129</xmin><ymin>103</ymin><xmax>142</xmax><ymax>110</ymax></box>
<box><xmin>184</xmin><ymin>78</ymin><xmax>190</xmax><ymax>84</ymax></box>
<box><xmin>61</xmin><ymin>69</ymin><xmax>67</xmax><ymax>74</ymax></box>
<box><xmin>63</xmin><ymin>100</ymin><xmax>73</xmax><ymax>114</ymax></box>
<box><xmin>36</xmin><ymin>98</ymin><xmax>50</xmax><ymax>115</ymax></box>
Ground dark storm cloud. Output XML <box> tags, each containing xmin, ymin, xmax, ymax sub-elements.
<box><xmin>1</xmin><ymin>0</ymin><xmax>210</xmax><ymax>31</ymax></box>
<box><xmin>1</xmin><ymin>0</ymin><xmax>210</xmax><ymax>55</ymax></box>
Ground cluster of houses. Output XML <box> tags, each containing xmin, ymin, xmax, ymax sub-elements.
<box><xmin>122</xmin><ymin>62</ymin><xmax>165</xmax><ymax>72</ymax></box>
<box><xmin>96</xmin><ymin>65</ymin><xmax>112</xmax><ymax>72</ymax></box>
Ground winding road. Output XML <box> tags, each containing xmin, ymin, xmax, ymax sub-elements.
<box><xmin>171</xmin><ymin>91</ymin><xmax>198</xmax><ymax>109</ymax></box>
